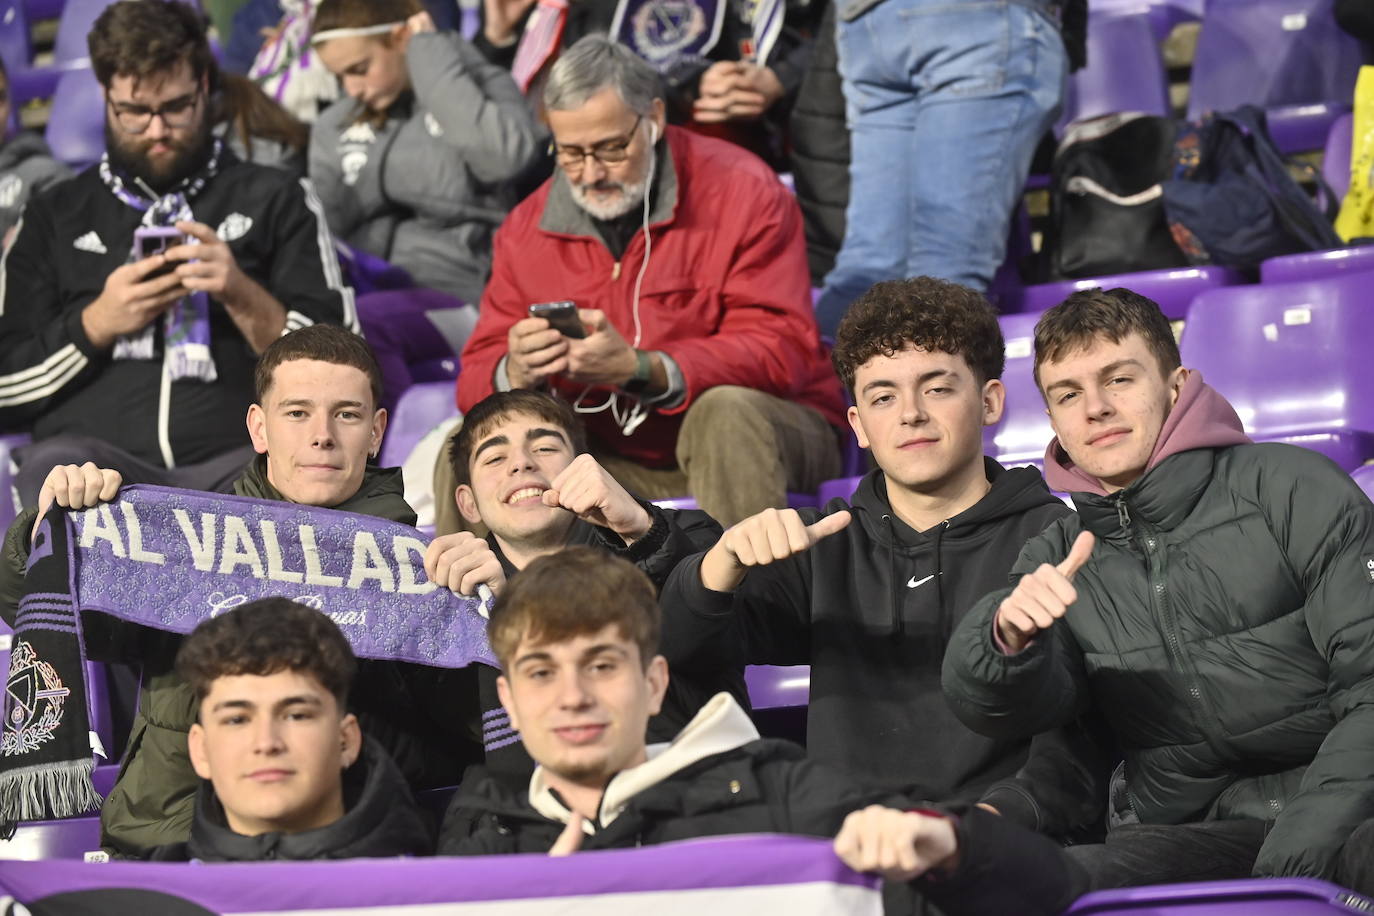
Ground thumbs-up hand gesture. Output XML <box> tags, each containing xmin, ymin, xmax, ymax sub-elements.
<box><xmin>994</xmin><ymin>531</ymin><xmax>1095</xmax><ymax>654</ymax></box>
<box><xmin>700</xmin><ymin>507</ymin><xmax>853</xmax><ymax>593</ymax></box>
<box><xmin>549</xmin><ymin>814</ymin><xmax>584</xmax><ymax>857</ymax></box>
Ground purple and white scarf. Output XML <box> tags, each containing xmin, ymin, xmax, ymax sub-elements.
<box><xmin>100</xmin><ymin>139</ymin><xmax>222</xmax><ymax>384</ymax></box>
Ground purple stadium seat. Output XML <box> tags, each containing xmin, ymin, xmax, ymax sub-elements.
<box><xmin>985</xmin><ymin>310</ymin><xmax>1053</xmax><ymax>466</ymax></box>
<box><xmin>650</xmin><ymin>491</ymin><xmax>821</xmax><ymax>512</ymax></box>
<box><xmin>1068</xmin><ymin>877</ymin><xmax>1372</xmax><ymax>914</ymax></box>
<box><xmin>1005</xmin><ymin>265</ymin><xmax>1246</xmax><ymax>321</ymax></box>
<box><xmin>22</xmin><ymin>0</ymin><xmax>63</xmax><ymax>22</ymax></box>
<box><xmin>1091</xmin><ymin>0</ymin><xmax>1205</xmax><ymax>42</ymax></box>
<box><xmin>1323</xmin><ymin>112</ymin><xmax>1354</xmax><ymax>203</ymax></box>
<box><xmin>1057</xmin><ymin>12</ymin><xmax>1170</xmax><ymax>133</ymax></box>
<box><xmin>1179</xmin><ymin>271</ymin><xmax>1374</xmax><ymax>469</ymax></box>
<box><xmin>0</xmin><ymin>815</ymin><xmax>101</xmax><ymax>860</ymax></box>
<box><xmin>44</xmin><ymin>67</ymin><xmax>104</xmax><ymax>168</ymax></box>
<box><xmin>378</xmin><ymin>380</ymin><xmax>456</xmax><ymax>469</ymax></box>
<box><xmin>816</xmin><ymin>475</ymin><xmax>861</xmax><ymax>505</ymax></box>
<box><xmin>1352</xmin><ymin>464</ymin><xmax>1374</xmax><ymax>502</ymax></box>
<box><xmin>745</xmin><ymin>664</ymin><xmax>809</xmax><ymax>710</ymax></box>
<box><xmin>1187</xmin><ymin>0</ymin><xmax>1363</xmax><ymax>153</ymax></box>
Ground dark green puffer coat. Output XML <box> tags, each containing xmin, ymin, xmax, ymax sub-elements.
<box><xmin>942</xmin><ymin>444</ymin><xmax>1374</xmax><ymax>881</ymax></box>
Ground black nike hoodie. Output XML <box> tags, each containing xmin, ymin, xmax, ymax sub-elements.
<box><xmin>661</xmin><ymin>460</ymin><xmax>1104</xmax><ymax>834</ymax></box>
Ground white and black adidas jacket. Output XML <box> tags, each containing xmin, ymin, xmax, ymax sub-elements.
<box><xmin>0</xmin><ymin>148</ymin><xmax>356</xmax><ymax>468</ymax></box>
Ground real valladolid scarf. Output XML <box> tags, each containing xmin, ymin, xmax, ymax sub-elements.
<box><xmin>0</xmin><ymin>485</ymin><xmax>495</xmax><ymax>831</ymax></box>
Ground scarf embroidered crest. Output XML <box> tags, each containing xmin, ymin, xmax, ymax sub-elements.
<box><xmin>99</xmin><ymin>139</ymin><xmax>223</xmax><ymax>385</ymax></box>
<box><xmin>0</xmin><ymin>485</ymin><xmax>496</xmax><ymax>832</ymax></box>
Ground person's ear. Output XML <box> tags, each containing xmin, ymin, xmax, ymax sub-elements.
<box><xmin>247</xmin><ymin>403</ymin><xmax>269</xmax><ymax>455</ymax></box>
<box><xmin>846</xmin><ymin>404</ymin><xmax>870</xmax><ymax>449</ymax></box>
<box><xmin>369</xmin><ymin>408</ymin><xmax>388</xmax><ymax>459</ymax></box>
<box><xmin>496</xmin><ymin>674</ymin><xmax>519</xmax><ymax>732</ymax></box>
<box><xmin>982</xmin><ymin>378</ymin><xmax>1006</xmax><ymax>427</ymax></box>
<box><xmin>1168</xmin><ymin>366</ymin><xmax>1189</xmax><ymax>407</ymax></box>
<box><xmin>456</xmin><ymin>484</ymin><xmax>483</xmax><ymax>524</ymax></box>
<box><xmin>645</xmin><ymin>655</ymin><xmax>669</xmax><ymax>717</ymax></box>
<box><xmin>339</xmin><ymin>713</ymin><xmax>362</xmax><ymax>768</ymax></box>
<box><xmin>188</xmin><ymin>722</ymin><xmax>212</xmax><ymax>780</ymax></box>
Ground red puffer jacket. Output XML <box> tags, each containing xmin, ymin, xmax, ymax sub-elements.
<box><xmin>457</xmin><ymin>126</ymin><xmax>845</xmax><ymax>468</ymax></box>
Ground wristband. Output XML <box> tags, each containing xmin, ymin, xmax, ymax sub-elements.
<box><xmin>622</xmin><ymin>349</ymin><xmax>653</xmax><ymax>395</ymax></box>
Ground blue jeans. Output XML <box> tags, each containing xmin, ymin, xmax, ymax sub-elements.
<box><xmin>816</xmin><ymin>0</ymin><xmax>1067</xmax><ymax>336</ymax></box>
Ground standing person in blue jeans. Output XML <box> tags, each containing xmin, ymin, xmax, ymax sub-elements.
<box><xmin>815</xmin><ymin>0</ymin><xmax>1068</xmax><ymax>337</ymax></box>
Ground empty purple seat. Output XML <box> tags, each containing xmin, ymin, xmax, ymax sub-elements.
<box><xmin>44</xmin><ymin>67</ymin><xmax>104</xmax><ymax>168</ymax></box>
<box><xmin>1188</xmin><ymin>0</ymin><xmax>1363</xmax><ymax>153</ymax></box>
<box><xmin>1179</xmin><ymin>272</ymin><xmax>1374</xmax><ymax>469</ymax></box>
<box><xmin>378</xmin><ymin>381</ymin><xmax>456</xmax><ymax>469</ymax></box>
<box><xmin>817</xmin><ymin>475</ymin><xmax>862</xmax><ymax>505</ymax></box>
<box><xmin>0</xmin><ymin>815</ymin><xmax>101</xmax><ymax>860</ymax></box>
<box><xmin>1067</xmin><ymin>876</ymin><xmax>1372</xmax><ymax>914</ymax></box>
<box><xmin>52</xmin><ymin>0</ymin><xmax>111</xmax><ymax>67</ymax></box>
<box><xmin>1353</xmin><ymin>464</ymin><xmax>1374</xmax><ymax>502</ymax></box>
<box><xmin>1323</xmin><ymin>112</ymin><xmax>1354</xmax><ymax>203</ymax></box>
<box><xmin>745</xmin><ymin>664</ymin><xmax>809</xmax><ymax>710</ymax></box>
<box><xmin>986</xmin><ymin>311</ymin><xmax>1053</xmax><ymax>466</ymax></box>
<box><xmin>1091</xmin><ymin>0</ymin><xmax>1205</xmax><ymax>42</ymax></box>
<box><xmin>1058</xmin><ymin>12</ymin><xmax>1170</xmax><ymax>132</ymax></box>
<box><xmin>1005</xmin><ymin>266</ymin><xmax>1246</xmax><ymax>321</ymax></box>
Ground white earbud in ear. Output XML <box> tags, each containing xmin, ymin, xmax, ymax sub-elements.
<box><xmin>649</xmin><ymin>121</ymin><xmax>659</xmax><ymax>143</ymax></box>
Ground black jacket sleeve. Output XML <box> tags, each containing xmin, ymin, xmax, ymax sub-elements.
<box><xmin>0</xmin><ymin>200</ymin><xmax>106</xmax><ymax>427</ymax></box>
<box><xmin>976</xmin><ymin>717</ymin><xmax>1112</xmax><ymax>841</ymax></box>
<box><xmin>941</xmin><ymin>523</ymin><xmax>1093</xmax><ymax>740</ymax></box>
<box><xmin>265</xmin><ymin>176</ymin><xmax>359</xmax><ymax>335</ymax></box>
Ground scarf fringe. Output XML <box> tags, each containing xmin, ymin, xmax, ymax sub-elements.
<box><xmin>0</xmin><ymin>757</ymin><xmax>100</xmax><ymax>825</ymax></box>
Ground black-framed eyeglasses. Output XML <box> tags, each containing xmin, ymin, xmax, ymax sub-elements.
<box><xmin>106</xmin><ymin>89</ymin><xmax>202</xmax><ymax>135</ymax></box>
<box><xmin>551</xmin><ymin>115</ymin><xmax>642</xmax><ymax>170</ymax></box>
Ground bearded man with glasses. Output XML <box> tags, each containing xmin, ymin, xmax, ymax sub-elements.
<box><xmin>440</xmin><ymin>35</ymin><xmax>844</xmax><ymax>533</ymax></box>
<box><xmin>0</xmin><ymin>0</ymin><xmax>356</xmax><ymax>510</ymax></box>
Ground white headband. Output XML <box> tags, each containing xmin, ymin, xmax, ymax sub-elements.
<box><xmin>311</xmin><ymin>21</ymin><xmax>405</xmax><ymax>45</ymax></box>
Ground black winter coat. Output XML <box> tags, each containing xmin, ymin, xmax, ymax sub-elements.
<box><xmin>788</xmin><ymin>0</ymin><xmax>849</xmax><ymax>284</ymax></box>
<box><xmin>439</xmin><ymin>738</ymin><xmax>1085</xmax><ymax>916</ymax></box>
<box><xmin>943</xmin><ymin>444</ymin><xmax>1374</xmax><ymax>881</ymax></box>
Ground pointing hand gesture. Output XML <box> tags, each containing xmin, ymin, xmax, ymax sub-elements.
<box><xmin>549</xmin><ymin>814</ymin><xmax>585</xmax><ymax>857</ymax></box>
<box><xmin>994</xmin><ymin>530</ymin><xmax>1095</xmax><ymax>654</ymax></box>
<box><xmin>701</xmin><ymin>507</ymin><xmax>852</xmax><ymax>592</ymax></box>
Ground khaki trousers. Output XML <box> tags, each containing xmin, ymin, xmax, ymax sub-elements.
<box><xmin>433</xmin><ymin>386</ymin><xmax>842</xmax><ymax>533</ymax></box>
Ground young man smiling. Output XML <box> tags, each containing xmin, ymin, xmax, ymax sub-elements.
<box><xmin>425</xmin><ymin>390</ymin><xmax>727</xmax><ymax>778</ymax></box>
<box><xmin>660</xmin><ymin>277</ymin><xmax>1101</xmax><ymax>837</ymax></box>
<box><xmin>149</xmin><ymin>598</ymin><xmax>430</xmax><ymax>861</ymax></box>
<box><xmin>438</xmin><ymin>548</ymin><xmax>1086</xmax><ymax>916</ymax></box>
<box><xmin>943</xmin><ymin>287</ymin><xmax>1374</xmax><ymax>891</ymax></box>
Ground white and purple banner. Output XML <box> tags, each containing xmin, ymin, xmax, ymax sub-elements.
<box><xmin>70</xmin><ymin>485</ymin><xmax>496</xmax><ymax>669</ymax></box>
<box><xmin>0</xmin><ymin>835</ymin><xmax>881</xmax><ymax>915</ymax></box>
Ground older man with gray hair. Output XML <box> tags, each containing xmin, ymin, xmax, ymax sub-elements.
<box><xmin>442</xmin><ymin>35</ymin><xmax>844</xmax><ymax>531</ymax></box>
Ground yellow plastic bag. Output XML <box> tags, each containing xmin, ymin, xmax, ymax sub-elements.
<box><xmin>1335</xmin><ymin>66</ymin><xmax>1374</xmax><ymax>242</ymax></box>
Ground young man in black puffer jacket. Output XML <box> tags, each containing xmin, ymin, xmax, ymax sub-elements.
<box><xmin>439</xmin><ymin>547</ymin><xmax>1086</xmax><ymax>916</ymax></box>
<box><xmin>149</xmin><ymin>598</ymin><xmax>431</xmax><ymax>861</ymax></box>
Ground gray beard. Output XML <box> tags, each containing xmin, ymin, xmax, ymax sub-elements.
<box><xmin>570</xmin><ymin>176</ymin><xmax>648</xmax><ymax>221</ymax></box>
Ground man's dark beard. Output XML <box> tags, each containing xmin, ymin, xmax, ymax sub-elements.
<box><xmin>103</xmin><ymin>114</ymin><xmax>214</xmax><ymax>195</ymax></box>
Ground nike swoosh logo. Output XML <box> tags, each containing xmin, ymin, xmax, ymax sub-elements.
<box><xmin>907</xmin><ymin>574</ymin><xmax>935</xmax><ymax>589</ymax></box>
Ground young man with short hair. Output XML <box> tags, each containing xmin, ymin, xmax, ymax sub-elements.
<box><xmin>150</xmin><ymin>597</ymin><xmax>430</xmax><ymax>861</ymax></box>
<box><xmin>660</xmin><ymin>277</ymin><xmax>1099</xmax><ymax>835</ymax></box>
<box><xmin>426</xmin><ymin>389</ymin><xmax>728</xmax><ymax>777</ymax></box>
<box><xmin>0</xmin><ymin>325</ymin><xmax>452</xmax><ymax>856</ymax></box>
<box><xmin>942</xmin><ymin>287</ymin><xmax>1374</xmax><ymax>891</ymax></box>
<box><xmin>439</xmin><ymin>547</ymin><xmax>1085</xmax><ymax>916</ymax></box>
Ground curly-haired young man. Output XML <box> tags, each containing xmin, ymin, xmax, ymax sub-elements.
<box><xmin>660</xmin><ymin>277</ymin><xmax>1102</xmax><ymax>837</ymax></box>
<box><xmin>149</xmin><ymin>598</ymin><xmax>431</xmax><ymax>861</ymax></box>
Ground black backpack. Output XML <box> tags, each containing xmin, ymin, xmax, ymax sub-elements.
<box><xmin>1042</xmin><ymin>106</ymin><xmax>1341</xmax><ymax>280</ymax></box>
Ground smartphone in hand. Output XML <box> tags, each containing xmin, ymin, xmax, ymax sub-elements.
<box><xmin>528</xmin><ymin>300</ymin><xmax>586</xmax><ymax>339</ymax></box>
<box><xmin>132</xmin><ymin>226</ymin><xmax>189</xmax><ymax>280</ymax></box>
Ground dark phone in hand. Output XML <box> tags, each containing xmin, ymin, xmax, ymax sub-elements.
<box><xmin>528</xmin><ymin>300</ymin><xmax>586</xmax><ymax>339</ymax></box>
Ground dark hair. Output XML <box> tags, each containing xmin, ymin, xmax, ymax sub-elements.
<box><xmin>176</xmin><ymin>598</ymin><xmax>357</xmax><ymax>709</ymax></box>
<box><xmin>213</xmin><ymin>73</ymin><xmax>309</xmax><ymax>160</ymax></box>
<box><xmin>831</xmin><ymin>277</ymin><xmax>1006</xmax><ymax>392</ymax></box>
<box><xmin>254</xmin><ymin>325</ymin><xmax>382</xmax><ymax>409</ymax></box>
<box><xmin>449</xmin><ymin>391</ymin><xmax>587</xmax><ymax>487</ymax></box>
<box><xmin>1032</xmin><ymin>287</ymin><xmax>1181</xmax><ymax>390</ymax></box>
<box><xmin>488</xmin><ymin>547</ymin><xmax>659</xmax><ymax>671</ymax></box>
<box><xmin>311</xmin><ymin>0</ymin><xmax>424</xmax><ymax>35</ymax></box>
<box><xmin>89</xmin><ymin>0</ymin><xmax>214</xmax><ymax>90</ymax></box>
